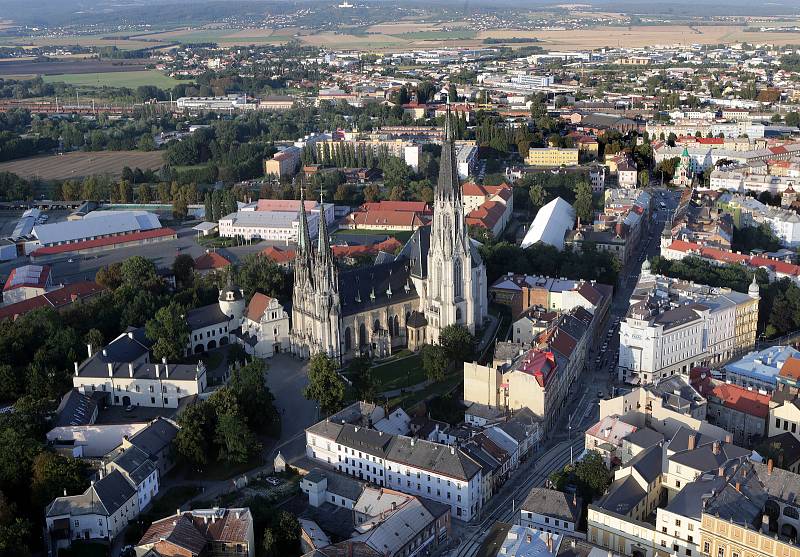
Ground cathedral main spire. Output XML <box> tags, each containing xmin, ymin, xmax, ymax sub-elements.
<box><xmin>297</xmin><ymin>187</ymin><xmax>312</xmax><ymax>256</ymax></box>
<box><xmin>317</xmin><ymin>189</ymin><xmax>332</xmax><ymax>261</ymax></box>
<box><xmin>436</xmin><ymin>104</ymin><xmax>460</xmax><ymax>203</ymax></box>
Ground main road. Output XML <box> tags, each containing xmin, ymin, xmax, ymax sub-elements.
<box><xmin>446</xmin><ymin>186</ymin><xmax>682</xmax><ymax>555</ymax></box>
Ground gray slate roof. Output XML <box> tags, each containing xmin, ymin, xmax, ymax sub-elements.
<box><xmin>385</xmin><ymin>436</ymin><xmax>481</xmax><ymax>481</ymax></box>
<box><xmin>110</xmin><ymin>445</ymin><xmax>156</xmax><ymax>485</ymax></box>
<box><xmin>521</xmin><ymin>488</ymin><xmax>581</xmax><ymax>523</ymax></box>
<box><xmin>186</xmin><ymin>303</ymin><xmax>233</xmax><ymax>329</ymax></box>
<box><xmin>47</xmin><ymin>469</ymin><xmax>136</xmax><ymax>518</ymax></box>
<box><xmin>128</xmin><ymin>417</ymin><xmax>179</xmax><ymax>459</ymax></box>
<box><xmin>336</xmin><ymin>424</ymin><xmax>393</xmax><ymax>456</ymax></box>
<box><xmin>596</xmin><ymin>475</ymin><xmax>646</xmax><ymax>516</ymax></box>
<box><xmin>627</xmin><ymin>445</ymin><xmax>663</xmax><ymax>484</ymax></box>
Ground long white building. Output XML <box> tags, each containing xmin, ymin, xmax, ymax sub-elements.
<box><xmin>218</xmin><ymin>200</ymin><xmax>334</xmax><ymax>243</ymax></box>
<box><xmin>305</xmin><ymin>405</ymin><xmax>483</xmax><ymax>521</ymax></box>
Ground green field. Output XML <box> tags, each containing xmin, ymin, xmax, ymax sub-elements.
<box><xmin>43</xmin><ymin>70</ymin><xmax>182</xmax><ymax>89</ymax></box>
<box><xmin>370</xmin><ymin>354</ymin><xmax>426</xmax><ymax>391</ymax></box>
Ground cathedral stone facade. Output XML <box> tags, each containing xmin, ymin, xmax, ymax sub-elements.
<box><xmin>290</xmin><ymin>110</ymin><xmax>488</xmax><ymax>362</ymax></box>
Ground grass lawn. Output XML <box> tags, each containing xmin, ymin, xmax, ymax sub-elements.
<box><xmin>370</xmin><ymin>354</ymin><xmax>426</xmax><ymax>391</ymax></box>
<box><xmin>388</xmin><ymin>374</ymin><xmax>462</xmax><ymax>410</ymax></box>
<box><xmin>43</xmin><ymin>70</ymin><xmax>182</xmax><ymax>89</ymax></box>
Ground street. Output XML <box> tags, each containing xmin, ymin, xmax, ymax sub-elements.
<box><xmin>446</xmin><ymin>187</ymin><xmax>682</xmax><ymax>556</ymax></box>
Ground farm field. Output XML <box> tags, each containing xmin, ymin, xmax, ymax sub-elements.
<box><xmin>476</xmin><ymin>23</ymin><xmax>800</xmax><ymax>49</ymax></box>
<box><xmin>0</xmin><ymin>58</ymin><xmax>153</xmax><ymax>77</ymax></box>
<box><xmin>0</xmin><ymin>150</ymin><xmax>165</xmax><ymax>181</ymax></box>
<box><xmin>0</xmin><ymin>35</ymin><xmax>168</xmax><ymax>50</ymax></box>
<box><xmin>43</xmin><ymin>70</ymin><xmax>182</xmax><ymax>89</ymax></box>
<box><xmin>130</xmin><ymin>27</ymin><xmax>296</xmax><ymax>46</ymax></box>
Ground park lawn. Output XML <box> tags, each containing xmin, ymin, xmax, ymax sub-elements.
<box><xmin>389</xmin><ymin>374</ymin><xmax>462</xmax><ymax>411</ymax></box>
<box><xmin>43</xmin><ymin>70</ymin><xmax>183</xmax><ymax>89</ymax></box>
<box><xmin>371</xmin><ymin>354</ymin><xmax>426</xmax><ymax>391</ymax></box>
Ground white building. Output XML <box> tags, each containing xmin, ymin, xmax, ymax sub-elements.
<box><xmin>219</xmin><ymin>200</ymin><xmax>334</xmax><ymax>243</ymax></box>
<box><xmin>45</xmin><ymin>470</ymin><xmax>140</xmax><ymax>551</ymax></box>
<box><xmin>31</xmin><ymin>211</ymin><xmax>161</xmax><ymax>248</ymax></box>
<box><xmin>186</xmin><ymin>284</ymin><xmax>245</xmax><ymax>354</ymax></box>
<box><xmin>175</xmin><ymin>95</ymin><xmax>254</xmax><ymax>112</ymax></box>
<box><xmin>73</xmin><ymin>328</ymin><xmax>206</xmax><ymax>409</ymax></box>
<box><xmin>617</xmin><ymin>268</ymin><xmax>759</xmax><ymax>385</ymax></box>
<box><xmin>305</xmin><ymin>407</ymin><xmax>484</xmax><ymax>521</ymax></box>
<box><xmin>237</xmin><ymin>292</ymin><xmax>290</xmax><ymax>358</ymax></box>
<box><xmin>519</xmin><ymin>488</ymin><xmax>582</xmax><ymax>538</ymax></box>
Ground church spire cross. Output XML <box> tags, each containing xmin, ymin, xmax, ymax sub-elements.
<box><xmin>297</xmin><ymin>186</ymin><xmax>312</xmax><ymax>256</ymax></box>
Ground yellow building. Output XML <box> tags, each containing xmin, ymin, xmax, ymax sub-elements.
<box><xmin>700</xmin><ymin>461</ymin><xmax>800</xmax><ymax>557</ymax></box>
<box><xmin>526</xmin><ymin>147</ymin><xmax>579</xmax><ymax>167</ymax></box>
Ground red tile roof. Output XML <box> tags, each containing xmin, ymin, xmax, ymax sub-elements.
<box><xmin>260</xmin><ymin>245</ymin><xmax>295</xmax><ymax>264</ymax></box>
<box><xmin>780</xmin><ymin>357</ymin><xmax>800</xmax><ymax>381</ymax></box>
<box><xmin>347</xmin><ymin>210</ymin><xmax>424</xmax><ymax>228</ymax></box>
<box><xmin>361</xmin><ymin>201</ymin><xmax>430</xmax><ymax>214</ymax></box>
<box><xmin>466</xmin><ymin>200</ymin><xmax>507</xmax><ymax>231</ymax></box>
<box><xmin>515</xmin><ymin>349</ymin><xmax>557</xmax><ymax>388</ymax></box>
<box><xmin>30</xmin><ymin>228</ymin><xmax>177</xmax><ymax>256</ymax></box>
<box><xmin>693</xmin><ymin>377</ymin><xmax>770</xmax><ymax>418</ymax></box>
<box><xmin>194</xmin><ymin>252</ymin><xmax>231</xmax><ymax>271</ymax></box>
<box><xmin>331</xmin><ymin>238</ymin><xmax>402</xmax><ymax>259</ymax></box>
<box><xmin>246</xmin><ymin>292</ymin><xmax>273</xmax><ymax>322</ymax></box>
<box><xmin>0</xmin><ymin>281</ymin><xmax>104</xmax><ymax>321</ymax></box>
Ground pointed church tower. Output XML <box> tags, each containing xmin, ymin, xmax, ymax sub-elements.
<box><xmin>423</xmin><ymin>104</ymin><xmax>487</xmax><ymax>342</ymax></box>
<box><xmin>312</xmin><ymin>192</ymin><xmax>341</xmax><ymax>358</ymax></box>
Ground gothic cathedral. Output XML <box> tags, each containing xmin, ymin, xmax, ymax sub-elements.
<box><xmin>290</xmin><ymin>108</ymin><xmax>488</xmax><ymax>363</ymax></box>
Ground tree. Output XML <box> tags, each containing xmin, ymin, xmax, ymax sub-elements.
<box><xmin>215</xmin><ymin>410</ymin><xmax>260</xmax><ymax>465</ymax></box>
<box><xmin>96</xmin><ymin>262</ymin><xmax>123</xmax><ymax>290</ymax></box>
<box><xmin>529</xmin><ymin>184</ymin><xmax>547</xmax><ymax>212</ymax></box>
<box><xmin>235</xmin><ymin>254</ymin><xmax>288</xmax><ymax>301</ymax></box>
<box><xmin>145</xmin><ymin>302</ymin><xmax>189</xmax><ymax>362</ymax></box>
<box><xmin>230</xmin><ymin>359</ymin><xmax>279</xmax><ymax>435</ymax></box>
<box><xmin>573</xmin><ymin>450</ymin><xmax>612</xmax><ymax>500</ymax></box>
<box><xmin>439</xmin><ymin>324</ymin><xmax>475</xmax><ymax>362</ymax></box>
<box><xmin>421</xmin><ymin>344</ymin><xmax>449</xmax><ymax>382</ymax></box>
<box><xmin>272</xmin><ymin>511</ymin><xmax>301</xmax><ymax>555</ymax></box>
<box><xmin>84</xmin><ymin>328</ymin><xmax>104</xmax><ymax>354</ymax></box>
<box><xmin>262</xmin><ymin>528</ymin><xmax>276</xmax><ymax>557</ymax></box>
<box><xmin>120</xmin><ymin>256</ymin><xmax>158</xmax><ymax>286</ymax></box>
<box><xmin>363</xmin><ymin>184</ymin><xmax>381</xmax><ymax>202</ymax></box>
<box><xmin>382</xmin><ymin>157</ymin><xmax>410</xmax><ymax>190</ymax></box>
<box><xmin>448</xmin><ymin>83</ymin><xmax>458</xmax><ymax>103</ymax></box>
<box><xmin>786</xmin><ymin>111</ymin><xmax>800</xmax><ymax>128</ymax></box>
<box><xmin>175</xmin><ymin>401</ymin><xmax>214</xmax><ymax>467</ymax></box>
<box><xmin>173</xmin><ymin>254</ymin><xmax>195</xmax><ymax>287</ymax></box>
<box><xmin>304</xmin><ymin>354</ymin><xmax>345</xmax><ymax>416</ymax></box>
<box><xmin>573</xmin><ymin>181</ymin><xmax>593</xmax><ymax>223</ymax></box>
<box><xmin>349</xmin><ymin>356</ymin><xmax>376</xmax><ymax>402</ymax></box>
<box><xmin>30</xmin><ymin>451</ymin><xmax>87</xmax><ymax>509</ymax></box>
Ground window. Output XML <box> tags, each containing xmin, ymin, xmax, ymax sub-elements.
<box><xmin>703</xmin><ymin>542</ymin><xmax>710</xmax><ymax>554</ymax></box>
<box><xmin>718</xmin><ymin>547</ymin><xmax>724</xmax><ymax>557</ymax></box>
<box><xmin>688</xmin><ymin>536</ymin><xmax>693</xmax><ymax>543</ymax></box>
<box><xmin>687</xmin><ymin>551</ymin><xmax>692</xmax><ymax>556</ymax></box>
<box><xmin>676</xmin><ymin>520</ymin><xmax>681</xmax><ymax>527</ymax></box>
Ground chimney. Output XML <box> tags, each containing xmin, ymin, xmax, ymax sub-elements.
<box><xmin>87</xmin><ymin>343</ymin><xmax>93</xmax><ymax>358</ymax></box>
<box><xmin>176</xmin><ymin>508</ymin><xmax>181</xmax><ymax>516</ymax></box>
<box><xmin>102</xmin><ymin>349</ymin><xmax>107</xmax><ymax>357</ymax></box>
<box><xmin>688</xmin><ymin>433</ymin><xmax>696</xmax><ymax>450</ymax></box>
<box><xmin>162</xmin><ymin>357</ymin><xmax>167</xmax><ymax>365</ymax></box>
<box><xmin>128</xmin><ymin>363</ymin><xmax>134</xmax><ymax>378</ymax></box>
<box><xmin>128</xmin><ymin>331</ymin><xmax>133</xmax><ymax>339</ymax></box>
<box><xmin>527</xmin><ymin>534</ymin><xmax>533</xmax><ymax>543</ymax></box>
<box><xmin>164</xmin><ymin>363</ymin><xmax>169</xmax><ymax>379</ymax></box>
<box><xmin>450</xmin><ymin>446</ymin><xmax>455</xmax><ymax>455</ymax></box>
<box><xmin>725</xmin><ymin>433</ymin><xmax>732</xmax><ymax>444</ymax></box>
<box><xmin>712</xmin><ymin>441</ymin><xmax>720</xmax><ymax>455</ymax></box>
<box><xmin>74</xmin><ymin>362</ymin><xmax>79</xmax><ymax>376</ymax></box>
<box><xmin>63</xmin><ymin>488</ymin><xmax>67</xmax><ymax>497</ymax></box>
<box><xmin>762</xmin><ymin>513</ymin><xmax>770</xmax><ymax>534</ymax></box>
<box><xmin>735</xmin><ymin>482</ymin><xmax>741</xmax><ymax>492</ymax></box>
<box><xmin>718</xmin><ymin>465</ymin><xmax>725</xmax><ymax>477</ymax></box>
<box><xmin>107</xmin><ymin>362</ymin><xmax>113</xmax><ymax>377</ymax></box>
<box><xmin>155</xmin><ymin>364</ymin><xmax>160</xmax><ymax>378</ymax></box>
<box><xmin>547</xmin><ymin>533</ymin><xmax>553</xmax><ymax>553</ymax></box>
<box><xmin>410</xmin><ymin>438</ymin><xmax>415</xmax><ymax>446</ymax></box>
<box><xmin>768</xmin><ymin>458</ymin><xmax>774</xmax><ymax>475</ymax></box>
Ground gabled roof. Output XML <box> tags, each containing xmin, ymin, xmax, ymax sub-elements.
<box><xmin>521</xmin><ymin>488</ymin><xmax>581</xmax><ymax>523</ymax></box>
<box><xmin>246</xmin><ymin>292</ymin><xmax>273</xmax><ymax>322</ymax></box>
<box><xmin>194</xmin><ymin>251</ymin><xmax>231</xmax><ymax>271</ymax></box>
<box><xmin>385</xmin><ymin>436</ymin><xmax>481</xmax><ymax>481</ymax></box>
<box><xmin>3</xmin><ymin>264</ymin><xmax>51</xmax><ymax>291</ymax></box>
